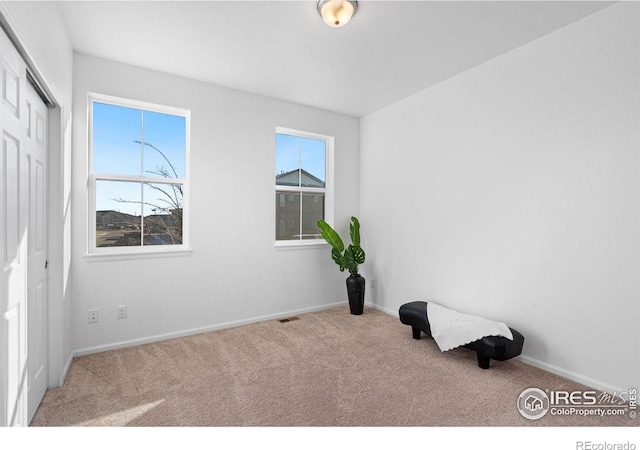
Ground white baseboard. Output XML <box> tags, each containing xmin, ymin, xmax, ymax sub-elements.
<box><xmin>516</xmin><ymin>355</ymin><xmax>627</xmax><ymax>395</ymax></box>
<box><xmin>62</xmin><ymin>353</ymin><xmax>73</xmax><ymax>383</ymax></box>
<box><xmin>72</xmin><ymin>301</ymin><xmax>346</xmax><ymax>357</ymax></box>
<box><xmin>48</xmin><ymin>352</ymin><xmax>74</xmax><ymax>389</ymax></box>
<box><xmin>370</xmin><ymin>303</ymin><xmax>397</xmax><ymax>317</ymax></box>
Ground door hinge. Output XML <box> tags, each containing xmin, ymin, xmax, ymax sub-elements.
<box><xmin>45</xmin><ymin>260</ymin><xmax>48</xmax><ymax>269</ymax></box>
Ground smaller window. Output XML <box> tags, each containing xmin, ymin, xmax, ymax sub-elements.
<box><xmin>275</xmin><ymin>128</ymin><xmax>333</xmax><ymax>246</ymax></box>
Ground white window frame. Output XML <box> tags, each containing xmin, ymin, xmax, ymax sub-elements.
<box><xmin>86</xmin><ymin>92</ymin><xmax>191</xmax><ymax>259</ymax></box>
<box><xmin>274</xmin><ymin>127</ymin><xmax>334</xmax><ymax>249</ymax></box>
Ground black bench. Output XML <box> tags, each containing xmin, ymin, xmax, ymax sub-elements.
<box><xmin>399</xmin><ymin>301</ymin><xmax>524</xmax><ymax>369</ymax></box>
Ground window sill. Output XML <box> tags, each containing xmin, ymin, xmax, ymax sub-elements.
<box><xmin>274</xmin><ymin>240</ymin><xmax>328</xmax><ymax>251</ymax></box>
<box><xmin>84</xmin><ymin>246</ymin><xmax>193</xmax><ymax>262</ymax></box>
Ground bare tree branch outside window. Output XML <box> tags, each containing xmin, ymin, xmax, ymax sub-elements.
<box><xmin>108</xmin><ymin>140</ymin><xmax>183</xmax><ymax>246</ymax></box>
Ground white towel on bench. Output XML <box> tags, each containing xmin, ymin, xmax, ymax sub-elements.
<box><xmin>427</xmin><ymin>302</ymin><xmax>513</xmax><ymax>352</ymax></box>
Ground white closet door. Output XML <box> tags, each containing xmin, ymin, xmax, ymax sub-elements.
<box><xmin>1</xmin><ymin>25</ymin><xmax>49</xmax><ymax>427</ymax></box>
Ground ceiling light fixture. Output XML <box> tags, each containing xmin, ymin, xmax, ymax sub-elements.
<box><xmin>317</xmin><ymin>0</ymin><xmax>358</xmax><ymax>28</ymax></box>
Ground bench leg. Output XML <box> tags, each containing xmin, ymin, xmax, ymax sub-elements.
<box><xmin>411</xmin><ymin>326</ymin><xmax>421</xmax><ymax>340</ymax></box>
<box><xmin>477</xmin><ymin>353</ymin><xmax>491</xmax><ymax>369</ymax></box>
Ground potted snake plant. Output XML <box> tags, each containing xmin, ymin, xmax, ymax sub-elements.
<box><xmin>317</xmin><ymin>216</ymin><xmax>366</xmax><ymax>315</ymax></box>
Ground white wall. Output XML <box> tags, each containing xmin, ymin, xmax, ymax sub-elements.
<box><xmin>72</xmin><ymin>54</ymin><xmax>360</xmax><ymax>352</ymax></box>
<box><xmin>2</xmin><ymin>2</ymin><xmax>72</xmax><ymax>105</ymax></box>
<box><xmin>1</xmin><ymin>1</ymin><xmax>74</xmax><ymax>387</ymax></box>
<box><xmin>360</xmin><ymin>2</ymin><xmax>639</xmax><ymax>392</ymax></box>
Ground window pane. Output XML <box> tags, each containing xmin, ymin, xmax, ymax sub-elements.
<box><xmin>301</xmin><ymin>193</ymin><xmax>324</xmax><ymax>239</ymax></box>
<box><xmin>143</xmin><ymin>183</ymin><xmax>183</xmax><ymax>245</ymax></box>
<box><xmin>143</xmin><ymin>111</ymin><xmax>186</xmax><ymax>179</ymax></box>
<box><xmin>93</xmin><ymin>102</ymin><xmax>142</xmax><ymax>175</ymax></box>
<box><xmin>300</xmin><ymin>138</ymin><xmax>325</xmax><ymax>188</ymax></box>
<box><xmin>95</xmin><ymin>180</ymin><xmax>142</xmax><ymax>247</ymax></box>
<box><xmin>275</xmin><ymin>133</ymin><xmax>327</xmax><ymax>188</ymax></box>
<box><xmin>275</xmin><ymin>191</ymin><xmax>300</xmax><ymax>240</ymax></box>
<box><xmin>275</xmin><ymin>133</ymin><xmax>300</xmax><ymax>186</ymax></box>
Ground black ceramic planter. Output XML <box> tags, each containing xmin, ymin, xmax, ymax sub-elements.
<box><xmin>346</xmin><ymin>274</ymin><xmax>365</xmax><ymax>315</ymax></box>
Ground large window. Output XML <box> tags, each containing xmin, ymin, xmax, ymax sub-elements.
<box><xmin>89</xmin><ymin>93</ymin><xmax>190</xmax><ymax>255</ymax></box>
<box><xmin>275</xmin><ymin>128</ymin><xmax>333</xmax><ymax>245</ymax></box>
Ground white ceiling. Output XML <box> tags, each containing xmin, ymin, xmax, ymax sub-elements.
<box><xmin>56</xmin><ymin>1</ymin><xmax>614</xmax><ymax>117</ymax></box>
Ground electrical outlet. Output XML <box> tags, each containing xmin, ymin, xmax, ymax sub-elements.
<box><xmin>371</xmin><ymin>279</ymin><xmax>376</xmax><ymax>289</ymax></box>
<box><xmin>88</xmin><ymin>309</ymin><xmax>99</xmax><ymax>323</ymax></box>
<box><xmin>117</xmin><ymin>305</ymin><xmax>127</xmax><ymax>319</ymax></box>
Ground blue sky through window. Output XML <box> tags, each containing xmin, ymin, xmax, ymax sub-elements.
<box><xmin>275</xmin><ymin>133</ymin><xmax>326</xmax><ymax>184</ymax></box>
<box><xmin>93</xmin><ymin>102</ymin><xmax>186</xmax><ymax>216</ymax></box>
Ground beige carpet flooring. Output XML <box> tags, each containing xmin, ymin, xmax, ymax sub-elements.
<box><xmin>30</xmin><ymin>306</ymin><xmax>636</xmax><ymax>427</ymax></box>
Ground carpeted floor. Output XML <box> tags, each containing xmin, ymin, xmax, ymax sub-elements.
<box><xmin>30</xmin><ymin>306</ymin><xmax>636</xmax><ymax>427</ymax></box>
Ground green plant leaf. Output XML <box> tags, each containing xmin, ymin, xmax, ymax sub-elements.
<box><xmin>317</xmin><ymin>220</ymin><xmax>345</xmax><ymax>253</ymax></box>
<box><xmin>331</xmin><ymin>247</ymin><xmax>346</xmax><ymax>271</ymax></box>
<box><xmin>349</xmin><ymin>244</ymin><xmax>365</xmax><ymax>265</ymax></box>
<box><xmin>343</xmin><ymin>246</ymin><xmax>358</xmax><ymax>275</ymax></box>
<box><xmin>349</xmin><ymin>217</ymin><xmax>360</xmax><ymax>247</ymax></box>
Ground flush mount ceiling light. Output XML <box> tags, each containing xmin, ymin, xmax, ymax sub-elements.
<box><xmin>317</xmin><ymin>0</ymin><xmax>358</xmax><ymax>28</ymax></box>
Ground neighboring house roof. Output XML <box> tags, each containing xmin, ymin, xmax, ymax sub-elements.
<box><xmin>276</xmin><ymin>168</ymin><xmax>325</xmax><ymax>188</ymax></box>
